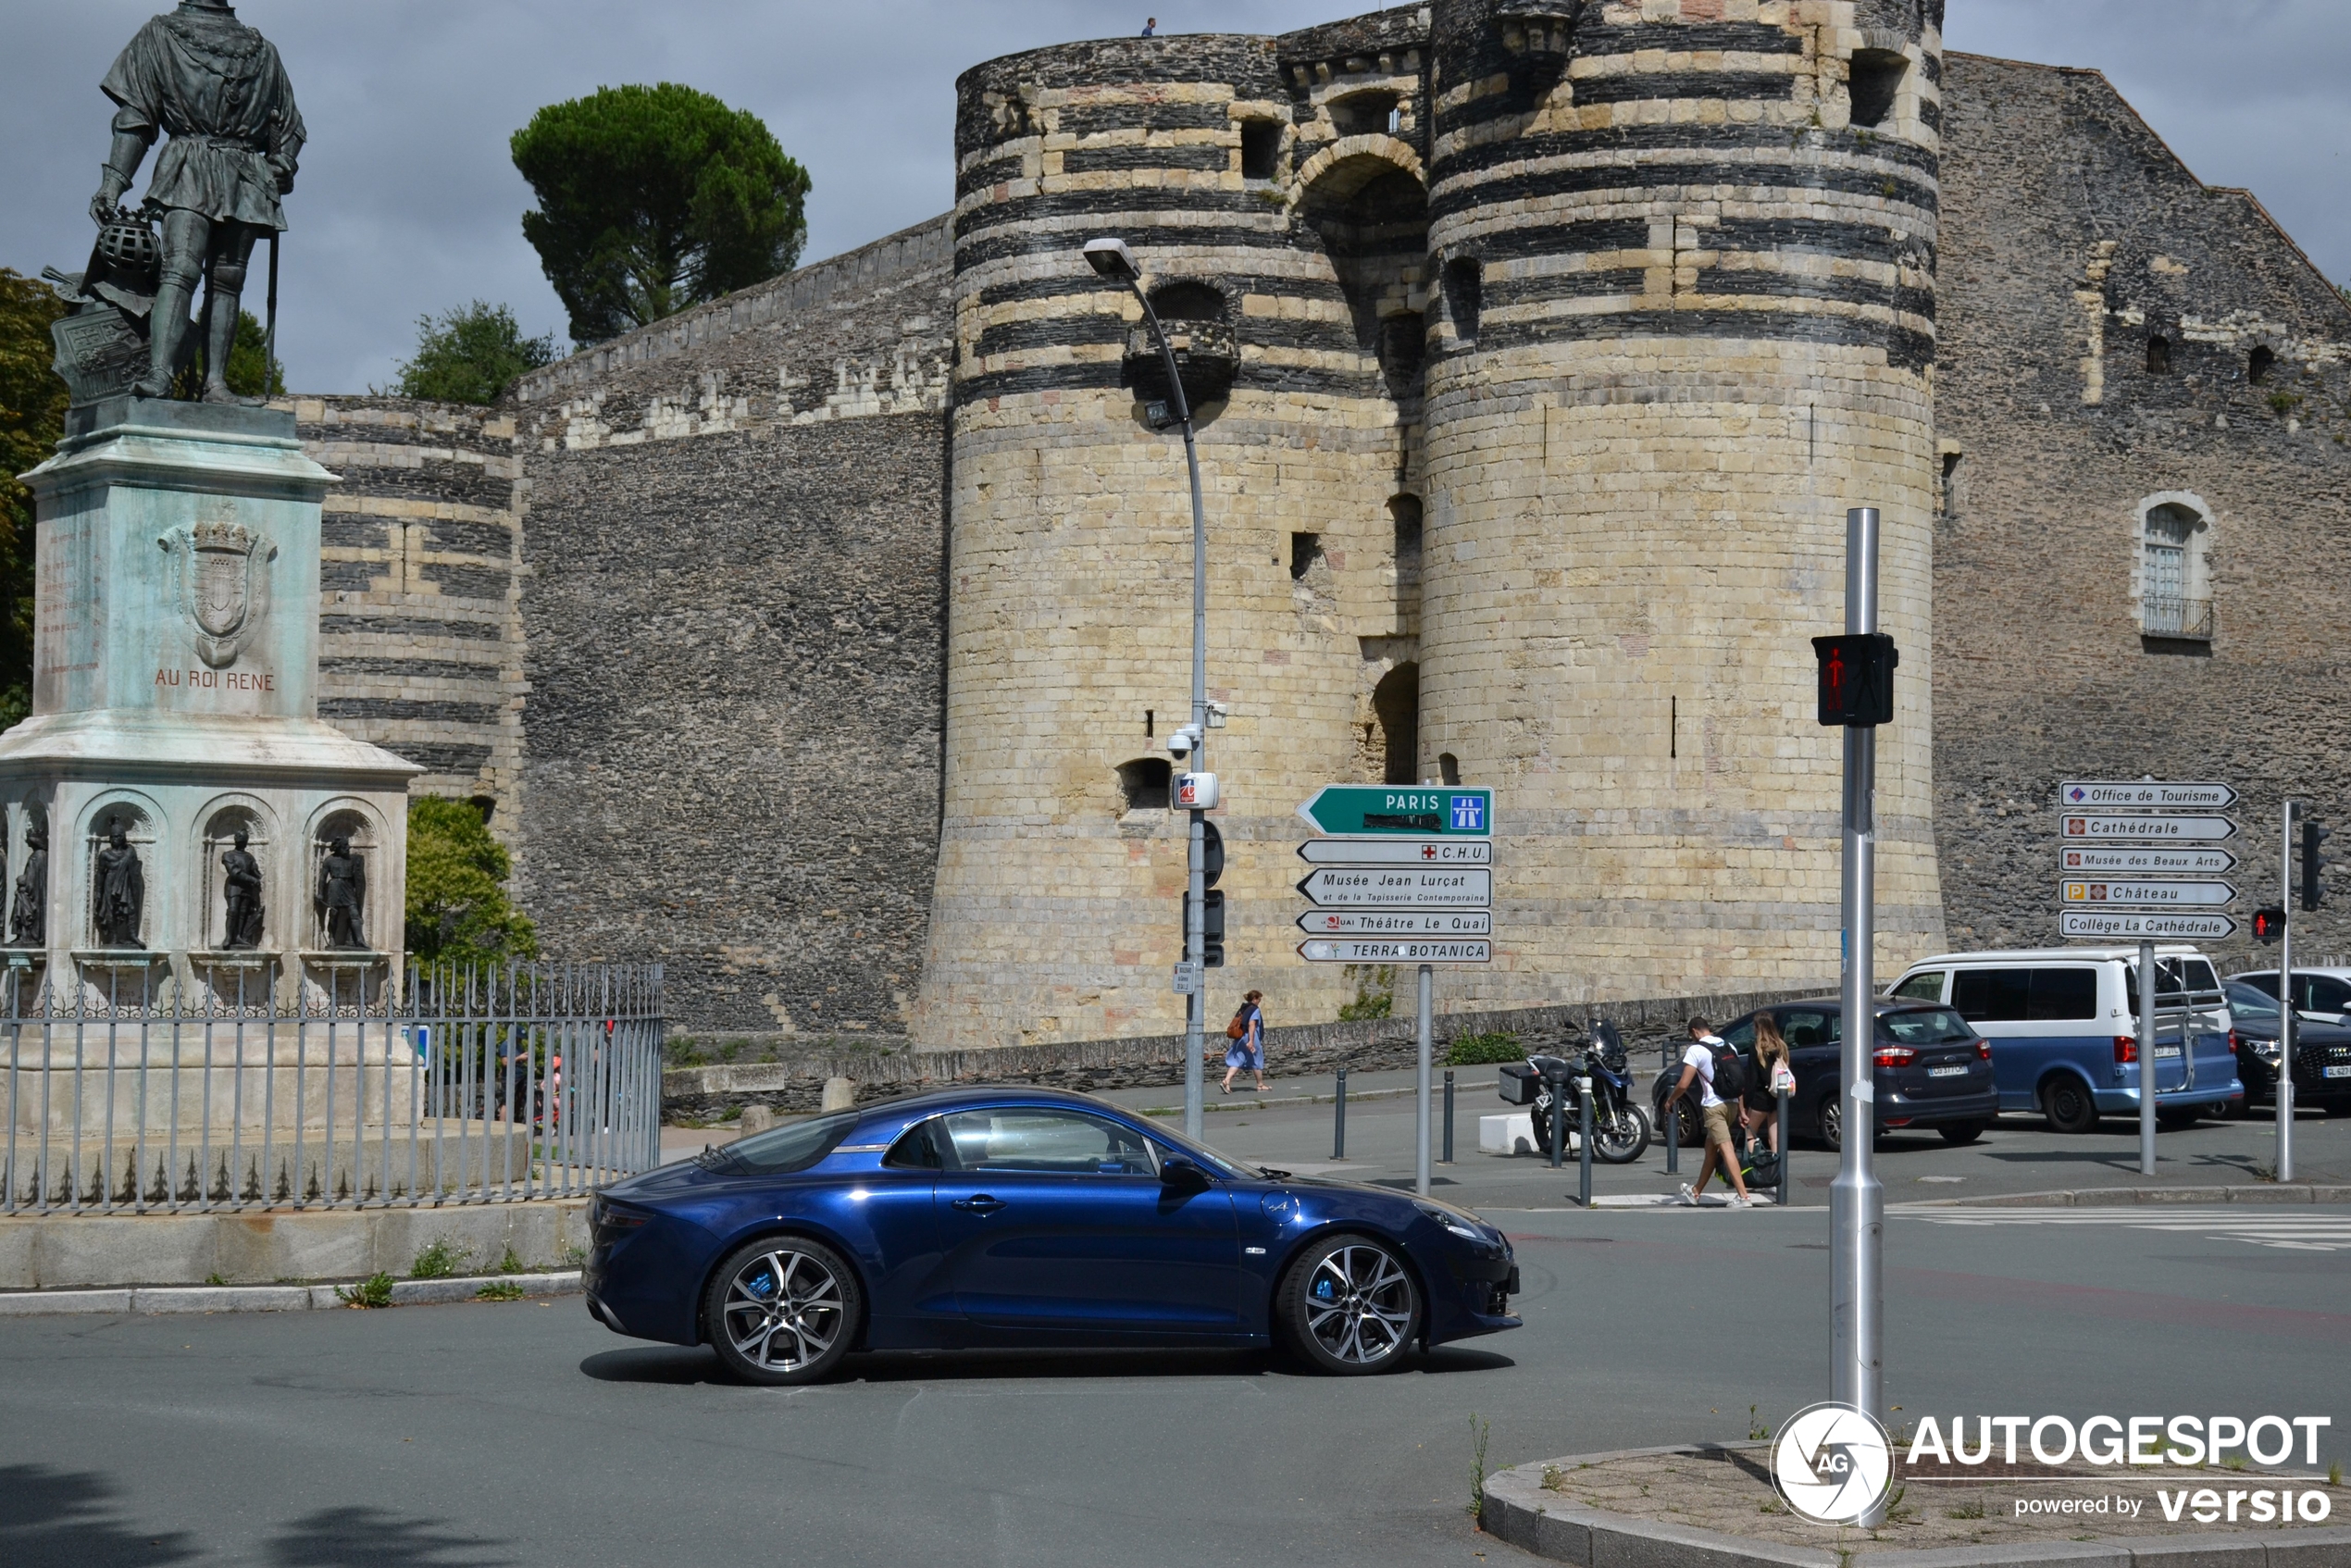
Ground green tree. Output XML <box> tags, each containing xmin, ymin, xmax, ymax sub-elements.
<box><xmin>0</xmin><ymin>270</ymin><xmax>68</xmax><ymax>731</ymax></box>
<box><xmin>406</xmin><ymin>796</ymin><xmax>539</xmax><ymax>967</ymax></box>
<box><xmin>168</xmin><ymin>309</ymin><xmax>284</xmax><ymax>401</ymax></box>
<box><xmin>511</xmin><ymin>82</ymin><xmax>810</xmax><ymax>344</ymax></box>
<box><xmin>393</xmin><ymin>302</ymin><xmax>557</xmax><ymax>404</ymax></box>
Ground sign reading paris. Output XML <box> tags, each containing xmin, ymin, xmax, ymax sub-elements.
<box><xmin>1296</xmin><ymin>786</ymin><xmax>1493</xmax><ymax>839</ymax></box>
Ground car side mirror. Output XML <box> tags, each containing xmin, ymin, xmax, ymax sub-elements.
<box><xmin>1161</xmin><ymin>1155</ymin><xmax>1211</xmax><ymax>1189</ymax></box>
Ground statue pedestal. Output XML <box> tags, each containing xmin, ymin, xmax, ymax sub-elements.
<box><xmin>0</xmin><ymin>398</ymin><xmax>418</xmax><ymax>975</ymax></box>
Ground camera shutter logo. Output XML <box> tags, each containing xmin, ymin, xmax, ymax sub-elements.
<box><xmin>1771</xmin><ymin>1402</ymin><xmax>1894</xmax><ymax>1525</ymax></box>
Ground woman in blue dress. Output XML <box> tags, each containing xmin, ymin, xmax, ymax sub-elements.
<box><xmin>1222</xmin><ymin>989</ymin><xmax>1266</xmax><ymax>1095</ymax></box>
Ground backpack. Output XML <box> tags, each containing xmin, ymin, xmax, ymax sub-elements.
<box><xmin>1226</xmin><ymin>1009</ymin><xmax>1249</xmax><ymax>1041</ymax></box>
<box><xmin>1709</xmin><ymin>1043</ymin><xmax>1751</xmax><ymax>1101</ymax></box>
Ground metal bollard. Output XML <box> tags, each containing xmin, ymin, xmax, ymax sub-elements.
<box><xmin>1546</xmin><ymin>1069</ymin><xmax>1566</xmax><ymax>1169</ymax></box>
<box><xmin>1333</xmin><ymin>1066</ymin><xmax>1347</xmax><ymax>1160</ymax></box>
<box><xmin>1776</xmin><ymin>1089</ymin><xmax>1792</xmax><ymax>1209</ymax></box>
<box><xmin>1576</xmin><ymin>1075</ymin><xmax>1594</xmax><ymax>1207</ymax></box>
<box><xmin>1442</xmin><ymin>1069</ymin><xmax>1455</xmax><ymax>1164</ymax></box>
<box><xmin>1664</xmin><ymin>1088</ymin><xmax>1679</xmax><ymax>1174</ymax></box>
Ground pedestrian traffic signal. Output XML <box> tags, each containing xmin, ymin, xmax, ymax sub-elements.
<box><xmin>1185</xmin><ymin>888</ymin><xmax>1225</xmax><ymax>967</ymax></box>
<box><xmin>2301</xmin><ymin>816</ymin><xmax>2330</xmax><ymax>911</ymax></box>
<box><xmin>1810</xmin><ymin>633</ymin><xmax>1898</xmax><ymax>727</ymax></box>
<box><xmin>1201</xmin><ymin>819</ymin><xmax>1224</xmax><ymax>889</ymax></box>
<box><xmin>2253</xmin><ymin>905</ymin><xmax>2287</xmax><ymax>944</ymax></box>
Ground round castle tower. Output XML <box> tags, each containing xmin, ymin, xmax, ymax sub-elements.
<box><xmin>1415</xmin><ymin>0</ymin><xmax>1947</xmax><ymax>1003</ymax></box>
<box><xmin>916</xmin><ymin>16</ymin><xmax>1441</xmax><ymax>1047</ymax></box>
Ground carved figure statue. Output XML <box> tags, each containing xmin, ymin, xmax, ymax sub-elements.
<box><xmin>94</xmin><ymin>818</ymin><xmax>145</xmax><ymax>947</ymax></box>
<box><xmin>219</xmin><ymin>828</ymin><xmax>263</xmax><ymax>949</ymax></box>
<box><xmin>90</xmin><ymin>0</ymin><xmax>305</xmax><ymax>403</ymax></box>
<box><xmin>8</xmin><ymin>826</ymin><xmax>46</xmax><ymax>947</ymax></box>
<box><xmin>315</xmin><ymin>835</ymin><xmax>366</xmax><ymax>950</ymax></box>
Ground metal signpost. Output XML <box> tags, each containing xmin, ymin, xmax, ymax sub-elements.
<box><xmin>2278</xmin><ymin>802</ymin><xmax>2298</xmax><ymax>1182</ymax></box>
<box><xmin>2052</xmin><ymin>780</ymin><xmax>2238</xmax><ymax>1177</ymax></box>
<box><xmin>1295</xmin><ymin>786</ymin><xmax>1495</xmax><ymax>1197</ymax></box>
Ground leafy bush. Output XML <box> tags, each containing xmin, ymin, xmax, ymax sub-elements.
<box><xmin>392</xmin><ymin>302</ymin><xmax>557</xmax><ymax>404</ymax></box>
<box><xmin>409</xmin><ymin>1236</ymin><xmax>469</xmax><ymax>1279</ymax></box>
<box><xmin>1447</xmin><ymin>1031</ymin><xmax>1524</xmax><ymax>1066</ymax></box>
<box><xmin>406</xmin><ymin>797</ymin><xmax>539</xmax><ymax>966</ymax></box>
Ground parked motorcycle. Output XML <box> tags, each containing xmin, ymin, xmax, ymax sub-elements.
<box><xmin>1498</xmin><ymin>1021</ymin><xmax>1652</xmax><ymax>1163</ymax></box>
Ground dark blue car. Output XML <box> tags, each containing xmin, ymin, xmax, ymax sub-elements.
<box><xmin>584</xmin><ymin>1087</ymin><xmax>1520</xmax><ymax>1384</ymax></box>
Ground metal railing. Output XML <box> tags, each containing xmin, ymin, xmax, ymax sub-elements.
<box><xmin>0</xmin><ymin>962</ymin><xmax>663</xmax><ymax>1216</ymax></box>
<box><xmin>2142</xmin><ymin>594</ymin><xmax>2214</xmax><ymax>640</ymax></box>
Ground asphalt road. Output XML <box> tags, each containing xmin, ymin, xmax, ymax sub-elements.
<box><xmin>4</xmin><ymin>1201</ymin><xmax>2346</xmax><ymax>1567</ymax></box>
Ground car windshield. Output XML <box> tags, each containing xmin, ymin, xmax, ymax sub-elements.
<box><xmin>1879</xmin><ymin>1007</ymin><xmax>1975</xmax><ymax>1045</ymax></box>
<box><xmin>2224</xmin><ymin>981</ymin><xmax>2281</xmax><ymax>1020</ymax></box>
<box><xmin>1144</xmin><ymin>1119</ymin><xmax>1258</xmax><ymax>1179</ymax></box>
<box><xmin>704</xmin><ymin>1109</ymin><xmax>860</xmax><ymax>1175</ymax></box>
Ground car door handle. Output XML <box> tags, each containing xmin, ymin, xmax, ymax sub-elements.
<box><xmin>952</xmin><ymin>1195</ymin><xmax>1004</xmax><ymax>1214</ymax></box>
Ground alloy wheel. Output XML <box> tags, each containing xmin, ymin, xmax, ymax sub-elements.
<box><xmin>721</xmin><ymin>1246</ymin><xmax>844</xmax><ymax>1373</ymax></box>
<box><xmin>1303</xmin><ymin>1244</ymin><xmax>1414</xmax><ymax>1366</ymax></box>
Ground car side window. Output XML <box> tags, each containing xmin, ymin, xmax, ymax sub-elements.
<box><xmin>1951</xmin><ymin>968</ymin><xmax>2030</xmax><ymax>1022</ymax></box>
<box><xmin>1891</xmin><ymin>971</ymin><xmax>1945</xmax><ymax>1002</ymax></box>
<box><xmin>1778</xmin><ymin>1010</ymin><xmax>1838</xmax><ymax>1049</ymax></box>
<box><xmin>2304</xmin><ymin>977</ymin><xmax>2351</xmax><ymax>1012</ymax></box>
<box><xmin>939</xmin><ymin>1110</ymin><xmax>1161</xmax><ymax>1176</ymax></box>
<box><xmin>883</xmin><ymin>1120</ymin><xmax>943</xmax><ymax>1170</ymax></box>
<box><xmin>2025</xmin><ymin>968</ymin><xmax>2097</xmax><ymax>1021</ymax></box>
<box><xmin>1719</xmin><ymin>1018</ymin><xmax>1757</xmax><ymax>1049</ymax></box>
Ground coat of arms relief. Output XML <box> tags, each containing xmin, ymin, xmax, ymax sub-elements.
<box><xmin>158</xmin><ymin>519</ymin><xmax>276</xmax><ymax>667</ymax></box>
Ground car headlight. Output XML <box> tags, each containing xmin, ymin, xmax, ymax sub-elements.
<box><xmin>1413</xmin><ymin>1199</ymin><xmax>1486</xmax><ymax>1241</ymax></box>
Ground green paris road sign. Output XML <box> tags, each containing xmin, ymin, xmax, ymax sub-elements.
<box><xmin>1297</xmin><ymin>786</ymin><xmax>1493</xmax><ymax>838</ymax></box>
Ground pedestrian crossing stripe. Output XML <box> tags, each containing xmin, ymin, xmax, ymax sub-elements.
<box><xmin>1894</xmin><ymin>1206</ymin><xmax>2351</xmax><ymax>1252</ymax></box>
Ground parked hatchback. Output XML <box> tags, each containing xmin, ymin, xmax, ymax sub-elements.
<box><xmin>1888</xmin><ymin>948</ymin><xmax>2240</xmax><ymax>1132</ymax></box>
<box><xmin>1648</xmin><ymin>999</ymin><xmax>1999</xmax><ymax>1151</ymax></box>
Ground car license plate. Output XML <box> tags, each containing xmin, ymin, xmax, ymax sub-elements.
<box><xmin>1928</xmin><ymin>1065</ymin><xmax>1967</xmax><ymax>1077</ymax></box>
<box><xmin>2324</xmin><ymin>1064</ymin><xmax>2351</xmax><ymax>1079</ymax></box>
<box><xmin>2155</xmin><ymin>1047</ymin><xmax>2181</xmax><ymax>1059</ymax></box>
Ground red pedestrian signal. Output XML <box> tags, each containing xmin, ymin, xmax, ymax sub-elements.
<box><xmin>1811</xmin><ymin>633</ymin><xmax>1898</xmax><ymax>727</ymax></box>
<box><xmin>2252</xmin><ymin>906</ymin><xmax>2286</xmax><ymax>944</ymax></box>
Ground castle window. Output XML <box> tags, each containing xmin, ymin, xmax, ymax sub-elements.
<box><xmin>1116</xmin><ymin>758</ymin><xmax>1171</xmax><ymax>813</ymax></box>
<box><xmin>1148</xmin><ymin>280</ymin><xmax>1226</xmax><ymax>323</ymax></box>
<box><xmin>1239</xmin><ymin>118</ymin><xmax>1280</xmax><ymax>180</ymax></box>
<box><xmin>1328</xmin><ymin>91</ymin><xmax>1399</xmax><ymax>138</ymax></box>
<box><xmin>1380</xmin><ymin>310</ymin><xmax>1424</xmax><ymax>394</ymax></box>
<box><xmin>2249</xmin><ymin>344</ymin><xmax>2275</xmax><ymax>384</ymax></box>
<box><xmin>1444</xmin><ymin>256</ymin><xmax>1482</xmax><ymax>344</ymax></box>
<box><xmin>1847</xmin><ymin>49</ymin><xmax>1907</xmax><ymax>130</ymax></box>
<box><xmin>2136</xmin><ymin>496</ymin><xmax>2213</xmax><ymax>644</ymax></box>
<box><xmin>1939</xmin><ymin>451</ymin><xmax>1962</xmax><ymax>518</ymax></box>
<box><xmin>1389</xmin><ymin>495</ymin><xmax>1424</xmax><ymax>564</ymax></box>
<box><xmin>1373</xmin><ymin>663</ymin><xmax>1419</xmax><ymax>786</ymax></box>
<box><xmin>1290</xmin><ymin>532</ymin><xmax>1325</xmax><ymax>580</ymax></box>
<box><xmin>1438</xmin><ymin>753</ymin><xmax>1462</xmax><ymax>786</ymax></box>
<box><xmin>2146</xmin><ymin>336</ymin><xmax>2171</xmax><ymax>375</ymax></box>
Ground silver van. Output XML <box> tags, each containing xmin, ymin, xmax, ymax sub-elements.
<box><xmin>1886</xmin><ymin>947</ymin><xmax>2240</xmax><ymax>1133</ymax></box>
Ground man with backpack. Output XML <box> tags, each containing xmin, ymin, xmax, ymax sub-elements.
<box><xmin>1661</xmin><ymin>1016</ymin><xmax>1754</xmax><ymax>1208</ymax></box>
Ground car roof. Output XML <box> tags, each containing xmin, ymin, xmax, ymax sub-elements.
<box><xmin>2228</xmin><ymin>966</ymin><xmax>2351</xmax><ymax>979</ymax></box>
<box><xmin>1899</xmin><ymin>947</ymin><xmax>2212</xmax><ymax>965</ymax></box>
<box><xmin>846</xmin><ymin>1083</ymin><xmax>1149</xmax><ymax>1130</ymax></box>
<box><xmin>1757</xmin><ymin>996</ymin><xmax>1947</xmax><ymax>1014</ymax></box>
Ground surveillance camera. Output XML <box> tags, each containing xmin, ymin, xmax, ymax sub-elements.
<box><xmin>1083</xmin><ymin>236</ymin><xmax>1138</xmax><ymax>281</ymax></box>
<box><xmin>1166</xmin><ymin>729</ymin><xmax>1194</xmax><ymax>755</ymax></box>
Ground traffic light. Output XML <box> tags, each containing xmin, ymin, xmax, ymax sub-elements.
<box><xmin>1184</xmin><ymin>821</ymin><xmax>1226</xmax><ymax>966</ymax></box>
<box><xmin>2301</xmin><ymin>816</ymin><xmax>2331</xmax><ymax>911</ymax></box>
<box><xmin>1810</xmin><ymin>633</ymin><xmax>1899</xmax><ymax>727</ymax></box>
<box><xmin>2253</xmin><ymin>905</ymin><xmax>2287</xmax><ymax>944</ymax></box>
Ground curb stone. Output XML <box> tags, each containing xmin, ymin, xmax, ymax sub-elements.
<box><xmin>1900</xmin><ymin>1186</ymin><xmax>2351</xmax><ymax>1209</ymax></box>
<box><xmin>0</xmin><ymin>1272</ymin><xmax>580</xmax><ymax>1315</ymax></box>
<box><xmin>1478</xmin><ymin>1452</ymin><xmax>2351</xmax><ymax>1568</ymax></box>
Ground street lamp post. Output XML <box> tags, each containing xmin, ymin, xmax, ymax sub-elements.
<box><xmin>1086</xmin><ymin>236</ymin><xmax>1213</xmax><ymax>1141</ymax></box>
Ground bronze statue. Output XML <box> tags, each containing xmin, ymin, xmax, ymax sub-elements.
<box><xmin>8</xmin><ymin>825</ymin><xmax>46</xmax><ymax>947</ymax></box>
<box><xmin>94</xmin><ymin>817</ymin><xmax>145</xmax><ymax>947</ymax></box>
<box><xmin>219</xmin><ymin>828</ymin><xmax>263</xmax><ymax>949</ymax></box>
<box><xmin>89</xmin><ymin>0</ymin><xmax>305</xmax><ymax>403</ymax></box>
<box><xmin>316</xmin><ymin>835</ymin><xmax>366</xmax><ymax>950</ymax></box>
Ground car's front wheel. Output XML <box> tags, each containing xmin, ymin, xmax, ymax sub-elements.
<box><xmin>2042</xmin><ymin>1077</ymin><xmax>2100</xmax><ymax>1135</ymax></box>
<box><xmin>1277</xmin><ymin>1235</ymin><xmax>1421</xmax><ymax>1375</ymax></box>
<box><xmin>704</xmin><ymin>1237</ymin><xmax>861</xmax><ymax>1386</ymax></box>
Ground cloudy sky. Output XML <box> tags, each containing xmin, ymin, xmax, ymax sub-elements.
<box><xmin>3</xmin><ymin>1</ymin><xmax>2343</xmax><ymax>393</ymax></box>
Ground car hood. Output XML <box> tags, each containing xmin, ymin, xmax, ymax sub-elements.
<box><xmin>2232</xmin><ymin>1017</ymin><xmax>2351</xmax><ymax>1043</ymax></box>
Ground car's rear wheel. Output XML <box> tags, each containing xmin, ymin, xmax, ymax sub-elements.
<box><xmin>704</xmin><ymin>1237</ymin><xmax>861</xmax><ymax>1386</ymax></box>
<box><xmin>1277</xmin><ymin>1235</ymin><xmax>1421</xmax><ymax>1375</ymax></box>
<box><xmin>1937</xmin><ymin>1120</ymin><xmax>1987</xmax><ymax>1146</ymax></box>
<box><xmin>2042</xmin><ymin>1078</ymin><xmax>2100</xmax><ymax>1135</ymax></box>
<box><xmin>2157</xmin><ymin>1106</ymin><xmax>2203</xmax><ymax>1131</ymax></box>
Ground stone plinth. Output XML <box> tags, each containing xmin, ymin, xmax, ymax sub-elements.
<box><xmin>0</xmin><ymin>398</ymin><xmax>419</xmax><ymax>1004</ymax></box>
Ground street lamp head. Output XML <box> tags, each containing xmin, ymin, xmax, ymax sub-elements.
<box><xmin>1083</xmin><ymin>237</ymin><xmax>1139</xmax><ymax>281</ymax></box>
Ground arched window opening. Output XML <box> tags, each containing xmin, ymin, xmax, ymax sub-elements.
<box><xmin>1328</xmin><ymin>91</ymin><xmax>1399</xmax><ymax>139</ymax></box>
<box><xmin>1300</xmin><ymin>157</ymin><xmax>1428</xmax><ymax>407</ymax></box>
<box><xmin>1444</xmin><ymin>256</ymin><xmax>1481</xmax><ymax>344</ymax></box>
<box><xmin>2249</xmin><ymin>344</ymin><xmax>2275</xmax><ymax>384</ymax></box>
<box><xmin>2146</xmin><ymin>336</ymin><xmax>2171</xmax><ymax>375</ymax></box>
<box><xmin>1116</xmin><ymin>758</ymin><xmax>1171</xmax><ymax>814</ymax></box>
<box><xmin>1238</xmin><ymin>118</ymin><xmax>1281</xmax><ymax>180</ymax></box>
<box><xmin>2138</xmin><ymin>499</ymin><xmax>2213</xmax><ymax>643</ymax></box>
<box><xmin>1372</xmin><ymin>664</ymin><xmax>1419</xmax><ymax>786</ymax></box>
<box><xmin>1438</xmin><ymin>753</ymin><xmax>1462</xmax><ymax>786</ymax></box>
<box><xmin>1847</xmin><ymin>49</ymin><xmax>1907</xmax><ymax>130</ymax></box>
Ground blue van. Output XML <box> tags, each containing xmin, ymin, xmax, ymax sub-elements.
<box><xmin>1886</xmin><ymin>947</ymin><xmax>2240</xmax><ymax>1133</ymax></box>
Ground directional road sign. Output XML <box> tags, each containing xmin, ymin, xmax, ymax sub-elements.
<box><xmin>2060</xmin><ymin>879</ymin><xmax>2236</xmax><ymax>907</ymax></box>
<box><xmin>1297</xmin><ymin>865</ymin><xmax>1491</xmax><ymax>908</ymax></box>
<box><xmin>1297</xmin><ymin>908</ymin><xmax>1492</xmax><ymax>937</ymax></box>
<box><xmin>2060</xmin><ymin>814</ymin><xmax>2236</xmax><ymax>842</ymax></box>
<box><xmin>2061</xmin><ymin>846</ymin><xmax>2236</xmax><ymax>875</ymax></box>
<box><xmin>1297</xmin><ymin>786</ymin><xmax>1492</xmax><ymax>838</ymax></box>
<box><xmin>2059</xmin><ymin>779</ymin><xmax>2237</xmax><ymax>809</ymax></box>
<box><xmin>1296</xmin><ymin>838</ymin><xmax>1490</xmax><ymax>865</ymax></box>
<box><xmin>2059</xmin><ymin>911</ymin><xmax>2237</xmax><ymax>940</ymax></box>
<box><xmin>1299</xmin><ymin>938</ymin><xmax>1491</xmax><ymax>964</ymax></box>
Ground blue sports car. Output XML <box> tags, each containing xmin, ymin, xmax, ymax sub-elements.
<box><xmin>584</xmin><ymin>1086</ymin><xmax>1521</xmax><ymax>1383</ymax></box>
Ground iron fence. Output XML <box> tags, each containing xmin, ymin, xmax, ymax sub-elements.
<box><xmin>0</xmin><ymin>962</ymin><xmax>664</xmax><ymax>1216</ymax></box>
